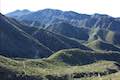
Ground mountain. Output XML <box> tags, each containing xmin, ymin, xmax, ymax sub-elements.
<box><xmin>7</xmin><ymin>16</ymin><xmax>92</xmax><ymax>52</ymax></box>
<box><xmin>85</xmin><ymin>13</ymin><xmax>120</xmax><ymax>33</ymax></box>
<box><xmin>6</xmin><ymin>9</ymin><xmax>31</xmax><ymax>19</ymax></box>
<box><xmin>0</xmin><ymin>13</ymin><xmax>53</xmax><ymax>58</ymax></box>
<box><xmin>30</xmin><ymin>28</ymin><xmax>92</xmax><ymax>52</ymax></box>
<box><xmin>87</xmin><ymin>39</ymin><xmax>120</xmax><ymax>52</ymax></box>
<box><xmin>48</xmin><ymin>48</ymin><xmax>120</xmax><ymax>65</ymax></box>
<box><xmin>6</xmin><ymin>9</ymin><xmax>90</xmax><ymax>27</ymax></box>
<box><xmin>5</xmin><ymin>9</ymin><xmax>120</xmax><ymax>50</ymax></box>
<box><xmin>88</xmin><ymin>27</ymin><xmax>120</xmax><ymax>46</ymax></box>
<box><xmin>8</xmin><ymin>16</ymin><xmax>92</xmax><ymax>51</ymax></box>
<box><xmin>45</xmin><ymin>21</ymin><xmax>90</xmax><ymax>40</ymax></box>
<box><xmin>0</xmin><ymin>13</ymin><xmax>92</xmax><ymax>58</ymax></box>
<box><xmin>6</xmin><ymin>9</ymin><xmax>120</xmax><ymax>33</ymax></box>
<box><xmin>6</xmin><ymin>9</ymin><xmax>120</xmax><ymax>48</ymax></box>
<box><xmin>1</xmin><ymin>8</ymin><xmax>120</xmax><ymax>80</ymax></box>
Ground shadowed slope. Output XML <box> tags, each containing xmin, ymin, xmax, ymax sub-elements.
<box><xmin>0</xmin><ymin>13</ymin><xmax>53</xmax><ymax>58</ymax></box>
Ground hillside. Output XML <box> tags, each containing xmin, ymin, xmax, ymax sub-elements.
<box><xmin>6</xmin><ymin>9</ymin><xmax>120</xmax><ymax>48</ymax></box>
<box><xmin>0</xmin><ymin>49</ymin><xmax>120</xmax><ymax>80</ymax></box>
<box><xmin>87</xmin><ymin>39</ymin><xmax>120</xmax><ymax>52</ymax></box>
<box><xmin>6</xmin><ymin>15</ymin><xmax>92</xmax><ymax>52</ymax></box>
<box><xmin>1</xmin><ymin>9</ymin><xmax>120</xmax><ymax>80</ymax></box>
<box><xmin>81</xmin><ymin>71</ymin><xmax>120</xmax><ymax>80</ymax></box>
<box><xmin>30</xmin><ymin>28</ymin><xmax>92</xmax><ymax>52</ymax></box>
<box><xmin>45</xmin><ymin>21</ymin><xmax>90</xmax><ymax>40</ymax></box>
<box><xmin>88</xmin><ymin>27</ymin><xmax>120</xmax><ymax>46</ymax></box>
<box><xmin>0</xmin><ymin>13</ymin><xmax>53</xmax><ymax>58</ymax></box>
<box><xmin>6</xmin><ymin>9</ymin><xmax>120</xmax><ymax>33</ymax></box>
<box><xmin>48</xmin><ymin>48</ymin><xmax>120</xmax><ymax>65</ymax></box>
<box><xmin>0</xmin><ymin>13</ymin><xmax>92</xmax><ymax>58</ymax></box>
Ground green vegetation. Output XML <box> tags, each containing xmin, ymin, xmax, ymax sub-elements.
<box><xmin>1</xmin><ymin>10</ymin><xmax>120</xmax><ymax>80</ymax></box>
<box><xmin>0</xmin><ymin>49</ymin><xmax>120</xmax><ymax>80</ymax></box>
<box><xmin>81</xmin><ymin>71</ymin><xmax>120</xmax><ymax>80</ymax></box>
<box><xmin>87</xmin><ymin>39</ymin><xmax>120</xmax><ymax>52</ymax></box>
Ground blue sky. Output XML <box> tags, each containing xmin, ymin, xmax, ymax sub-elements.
<box><xmin>0</xmin><ymin>0</ymin><xmax>120</xmax><ymax>17</ymax></box>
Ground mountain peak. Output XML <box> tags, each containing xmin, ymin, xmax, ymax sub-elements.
<box><xmin>6</xmin><ymin>9</ymin><xmax>31</xmax><ymax>19</ymax></box>
<box><xmin>92</xmin><ymin>13</ymin><xmax>111</xmax><ymax>18</ymax></box>
<box><xmin>22</xmin><ymin>9</ymin><xmax>30</xmax><ymax>12</ymax></box>
<box><xmin>13</xmin><ymin>10</ymin><xmax>21</xmax><ymax>12</ymax></box>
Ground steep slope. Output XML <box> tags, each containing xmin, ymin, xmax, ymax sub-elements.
<box><xmin>7</xmin><ymin>9</ymin><xmax>120</xmax><ymax>33</ymax></box>
<box><xmin>45</xmin><ymin>21</ymin><xmax>90</xmax><ymax>40</ymax></box>
<box><xmin>6</xmin><ymin>9</ymin><xmax>120</xmax><ymax>48</ymax></box>
<box><xmin>85</xmin><ymin>14</ymin><xmax>120</xmax><ymax>33</ymax></box>
<box><xmin>0</xmin><ymin>13</ymin><xmax>53</xmax><ymax>58</ymax></box>
<box><xmin>6</xmin><ymin>16</ymin><xmax>92</xmax><ymax>52</ymax></box>
<box><xmin>87</xmin><ymin>39</ymin><xmax>120</xmax><ymax>52</ymax></box>
<box><xmin>88</xmin><ymin>28</ymin><xmax>120</xmax><ymax>46</ymax></box>
<box><xmin>0</xmin><ymin>13</ymin><xmax>92</xmax><ymax>58</ymax></box>
<box><xmin>30</xmin><ymin>28</ymin><xmax>92</xmax><ymax>52</ymax></box>
<box><xmin>48</xmin><ymin>48</ymin><xmax>120</xmax><ymax>65</ymax></box>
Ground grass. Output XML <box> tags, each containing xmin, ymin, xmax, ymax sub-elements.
<box><xmin>105</xmin><ymin>31</ymin><xmax>115</xmax><ymax>43</ymax></box>
<box><xmin>0</xmin><ymin>56</ymin><xmax>118</xmax><ymax>75</ymax></box>
<box><xmin>81</xmin><ymin>71</ymin><xmax>120</xmax><ymax>80</ymax></box>
<box><xmin>87</xmin><ymin>39</ymin><xmax>120</xmax><ymax>52</ymax></box>
<box><xmin>0</xmin><ymin>49</ymin><xmax>120</xmax><ymax>79</ymax></box>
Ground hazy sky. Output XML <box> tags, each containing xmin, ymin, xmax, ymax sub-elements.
<box><xmin>0</xmin><ymin>0</ymin><xmax>120</xmax><ymax>17</ymax></box>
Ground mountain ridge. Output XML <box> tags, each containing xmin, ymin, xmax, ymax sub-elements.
<box><xmin>1</xmin><ymin>9</ymin><xmax>120</xmax><ymax>80</ymax></box>
<box><xmin>0</xmin><ymin>13</ymin><xmax>92</xmax><ymax>58</ymax></box>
